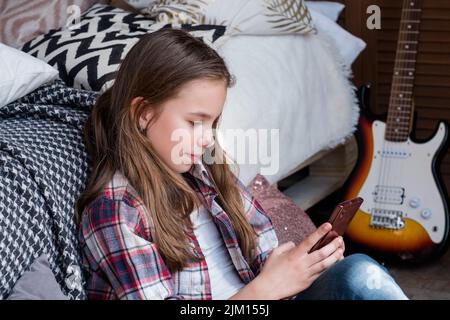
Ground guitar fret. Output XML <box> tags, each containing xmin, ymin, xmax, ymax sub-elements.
<box><xmin>391</xmin><ymin>104</ymin><xmax>413</xmax><ymax>108</ymax></box>
<box><xmin>387</xmin><ymin>129</ymin><xmax>410</xmax><ymax>133</ymax></box>
<box><xmin>388</xmin><ymin>124</ymin><xmax>409</xmax><ymax>132</ymax></box>
<box><xmin>391</xmin><ymin>97</ymin><xmax>412</xmax><ymax>102</ymax></box>
<box><xmin>399</xmin><ymin>41</ymin><xmax>418</xmax><ymax>43</ymax></box>
<box><xmin>391</xmin><ymin>90</ymin><xmax>412</xmax><ymax>93</ymax></box>
<box><xmin>389</xmin><ymin>111</ymin><xmax>413</xmax><ymax>115</ymax></box>
<box><xmin>388</xmin><ymin>115</ymin><xmax>412</xmax><ymax>119</ymax></box>
<box><xmin>387</xmin><ymin>128</ymin><xmax>410</xmax><ymax>133</ymax></box>
<box><xmin>389</xmin><ymin>108</ymin><xmax>412</xmax><ymax>111</ymax></box>
<box><xmin>387</xmin><ymin>128</ymin><xmax>410</xmax><ymax>131</ymax></box>
<box><xmin>393</xmin><ymin>83</ymin><xmax>413</xmax><ymax>87</ymax></box>
<box><xmin>399</xmin><ymin>31</ymin><xmax>419</xmax><ymax>33</ymax></box>
<box><xmin>396</xmin><ymin>59</ymin><xmax>416</xmax><ymax>62</ymax></box>
<box><xmin>389</xmin><ymin>105</ymin><xmax>412</xmax><ymax>109</ymax></box>
<box><xmin>404</xmin><ymin>9</ymin><xmax>422</xmax><ymax>12</ymax></box>
<box><xmin>397</xmin><ymin>50</ymin><xmax>417</xmax><ymax>53</ymax></box>
<box><xmin>387</xmin><ymin>130</ymin><xmax>410</xmax><ymax>133</ymax></box>
<box><xmin>401</xmin><ymin>20</ymin><xmax>421</xmax><ymax>23</ymax></box>
<box><xmin>387</xmin><ymin>122</ymin><xmax>411</xmax><ymax>126</ymax></box>
<box><xmin>389</xmin><ymin>108</ymin><xmax>413</xmax><ymax>113</ymax></box>
<box><xmin>388</xmin><ymin>120</ymin><xmax>411</xmax><ymax>124</ymax></box>
<box><xmin>389</xmin><ymin>112</ymin><xmax>412</xmax><ymax>116</ymax></box>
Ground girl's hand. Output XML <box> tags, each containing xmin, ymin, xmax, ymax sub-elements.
<box><xmin>255</xmin><ymin>223</ymin><xmax>345</xmax><ymax>300</ymax></box>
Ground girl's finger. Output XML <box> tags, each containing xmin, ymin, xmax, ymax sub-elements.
<box><xmin>307</xmin><ymin>236</ymin><xmax>343</xmax><ymax>266</ymax></box>
<box><xmin>307</xmin><ymin>268</ymin><xmax>325</xmax><ymax>286</ymax></box>
<box><xmin>270</xmin><ymin>241</ymin><xmax>296</xmax><ymax>257</ymax></box>
<box><xmin>297</xmin><ymin>223</ymin><xmax>332</xmax><ymax>254</ymax></box>
<box><xmin>309</xmin><ymin>248</ymin><xmax>343</xmax><ymax>276</ymax></box>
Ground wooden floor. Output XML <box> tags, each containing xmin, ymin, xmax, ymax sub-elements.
<box><xmin>386</xmin><ymin>249</ymin><xmax>450</xmax><ymax>300</ymax></box>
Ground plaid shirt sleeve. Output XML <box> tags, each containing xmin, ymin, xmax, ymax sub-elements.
<box><xmin>80</xmin><ymin>196</ymin><xmax>183</xmax><ymax>300</ymax></box>
<box><xmin>234</xmin><ymin>177</ymin><xmax>279</xmax><ymax>276</ymax></box>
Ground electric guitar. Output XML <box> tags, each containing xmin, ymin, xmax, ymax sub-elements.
<box><xmin>341</xmin><ymin>0</ymin><xmax>450</xmax><ymax>263</ymax></box>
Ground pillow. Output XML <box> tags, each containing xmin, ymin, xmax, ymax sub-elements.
<box><xmin>247</xmin><ymin>174</ymin><xmax>317</xmax><ymax>246</ymax></box>
<box><xmin>143</xmin><ymin>0</ymin><xmax>315</xmax><ymax>37</ymax></box>
<box><xmin>109</xmin><ymin>0</ymin><xmax>142</xmax><ymax>12</ymax></box>
<box><xmin>310</xmin><ymin>9</ymin><xmax>366</xmax><ymax>67</ymax></box>
<box><xmin>21</xmin><ymin>4</ymin><xmax>227</xmax><ymax>92</ymax></box>
<box><xmin>0</xmin><ymin>43</ymin><xmax>58</xmax><ymax>108</ymax></box>
<box><xmin>125</xmin><ymin>0</ymin><xmax>158</xmax><ymax>9</ymax></box>
<box><xmin>305</xmin><ymin>1</ymin><xmax>345</xmax><ymax>22</ymax></box>
<box><xmin>6</xmin><ymin>254</ymin><xmax>69</xmax><ymax>300</ymax></box>
<box><xmin>0</xmin><ymin>0</ymin><xmax>105</xmax><ymax>48</ymax></box>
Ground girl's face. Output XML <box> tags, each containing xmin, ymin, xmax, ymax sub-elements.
<box><xmin>139</xmin><ymin>78</ymin><xmax>227</xmax><ymax>174</ymax></box>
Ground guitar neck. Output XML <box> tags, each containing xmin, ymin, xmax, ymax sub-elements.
<box><xmin>385</xmin><ymin>0</ymin><xmax>423</xmax><ymax>142</ymax></box>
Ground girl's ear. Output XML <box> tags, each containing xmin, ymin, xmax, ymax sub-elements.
<box><xmin>130</xmin><ymin>96</ymin><xmax>154</xmax><ymax>131</ymax></box>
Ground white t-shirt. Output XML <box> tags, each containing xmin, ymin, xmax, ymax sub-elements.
<box><xmin>190</xmin><ymin>205</ymin><xmax>245</xmax><ymax>300</ymax></box>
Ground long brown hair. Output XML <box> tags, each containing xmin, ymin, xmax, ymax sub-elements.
<box><xmin>76</xmin><ymin>28</ymin><xmax>257</xmax><ymax>272</ymax></box>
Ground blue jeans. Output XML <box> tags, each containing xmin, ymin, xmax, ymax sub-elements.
<box><xmin>294</xmin><ymin>253</ymin><xmax>409</xmax><ymax>300</ymax></box>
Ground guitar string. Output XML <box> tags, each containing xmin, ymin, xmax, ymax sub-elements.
<box><xmin>392</xmin><ymin>1</ymin><xmax>420</xmax><ymax>231</ymax></box>
<box><xmin>396</xmin><ymin>2</ymin><xmax>421</xmax><ymax>231</ymax></box>
<box><xmin>378</xmin><ymin>0</ymin><xmax>416</xmax><ymax>231</ymax></box>
<box><xmin>388</xmin><ymin>0</ymin><xmax>417</xmax><ymax>231</ymax></box>
<box><xmin>396</xmin><ymin>4</ymin><xmax>420</xmax><ymax>230</ymax></box>
<box><xmin>377</xmin><ymin>1</ymin><xmax>406</xmax><ymax>229</ymax></box>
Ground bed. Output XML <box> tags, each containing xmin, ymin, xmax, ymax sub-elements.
<box><xmin>0</xmin><ymin>0</ymin><xmax>365</xmax><ymax>299</ymax></box>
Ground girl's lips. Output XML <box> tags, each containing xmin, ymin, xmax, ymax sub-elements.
<box><xmin>188</xmin><ymin>154</ymin><xmax>201</xmax><ymax>162</ymax></box>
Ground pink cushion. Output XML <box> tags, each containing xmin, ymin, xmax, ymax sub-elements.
<box><xmin>247</xmin><ymin>174</ymin><xmax>317</xmax><ymax>246</ymax></box>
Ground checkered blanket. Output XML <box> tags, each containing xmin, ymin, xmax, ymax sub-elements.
<box><xmin>0</xmin><ymin>80</ymin><xmax>99</xmax><ymax>299</ymax></box>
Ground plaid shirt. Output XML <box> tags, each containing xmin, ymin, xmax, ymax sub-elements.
<box><xmin>78</xmin><ymin>162</ymin><xmax>279</xmax><ymax>300</ymax></box>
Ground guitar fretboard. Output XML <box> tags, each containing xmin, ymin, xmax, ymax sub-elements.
<box><xmin>385</xmin><ymin>0</ymin><xmax>423</xmax><ymax>142</ymax></box>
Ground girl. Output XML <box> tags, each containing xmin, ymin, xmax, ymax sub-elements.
<box><xmin>76</xmin><ymin>28</ymin><xmax>408</xmax><ymax>300</ymax></box>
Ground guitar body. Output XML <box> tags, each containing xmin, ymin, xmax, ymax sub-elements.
<box><xmin>342</xmin><ymin>86</ymin><xmax>450</xmax><ymax>262</ymax></box>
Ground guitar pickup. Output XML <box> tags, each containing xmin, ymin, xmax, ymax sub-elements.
<box><xmin>378</xmin><ymin>149</ymin><xmax>411</xmax><ymax>159</ymax></box>
<box><xmin>373</xmin><ymin>185</ymin><xmax>405</xmax><ymax>205</ymax></box>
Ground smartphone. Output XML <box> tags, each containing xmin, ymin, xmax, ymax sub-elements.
<box><xmin>308</xmin><ymin>197</ymin><xmax>363</xmax><ymax>253</ymax></box>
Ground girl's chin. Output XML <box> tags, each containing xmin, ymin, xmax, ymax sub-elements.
<box><xmin>175</xmin><ymin>161</ymin><xmax>195</xmax><ymax>172</ymax></box>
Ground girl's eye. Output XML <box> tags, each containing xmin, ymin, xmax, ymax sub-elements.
<box><xmin>191</xmin><ymin>120</ymin><xmax>202</xmax><ymax>127</ymax></box>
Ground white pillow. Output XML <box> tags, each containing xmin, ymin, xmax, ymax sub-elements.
<box><xmin>125</xmin><ymin>0</ymin><xmax>156</xmax><ymax>9</ymax></box>
<box><xmin>305</xmin><ymin>1</ymin><xmax>345</xmax><ymax>22</ymax></box>
<box><xmin>309</xmin><ymin>9</ymin><xmax>366</xmax><ymax>67</ymax></box>
<box><xmin>0</xmin><ymin>43</ymin><xmax>58</xmax><ymax>108</ymax></box>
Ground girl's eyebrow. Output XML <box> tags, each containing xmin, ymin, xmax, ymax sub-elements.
<box><xmin>188</xmin><ymin>112</ymin><xmax>215</xmax><ymax>120</ymax></box>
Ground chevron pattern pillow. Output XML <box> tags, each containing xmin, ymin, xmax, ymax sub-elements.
<box><xmin>143</xmin><ymin>0</ymin><xmax>316</xmax><ymax>39</ymax></box>
<box><xmin>21</xmin><ymin>4</ymin><xmax>226</xmax><ymax>92</ymax></box>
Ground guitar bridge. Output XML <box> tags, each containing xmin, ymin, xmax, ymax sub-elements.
<box><xmin>370</xmin><ymin>208</ymin><xmax>405</xmax><ymax>230</ymax></box>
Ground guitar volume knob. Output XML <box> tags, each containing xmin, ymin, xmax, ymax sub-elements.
<box><xmin>421</xmin><ymin>209</ymin><xmax>432</xmax><ymax>220</ymax></box>
<box><xmin>409</xmin><ymin>197</ymin><xmax>421</xmax><ymax>209</ymax></box>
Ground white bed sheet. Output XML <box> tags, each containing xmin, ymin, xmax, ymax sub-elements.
<box><xmin>217</xmin><ymin>32</ymin><xmax>360</xmax><ymax>186</ymax></box>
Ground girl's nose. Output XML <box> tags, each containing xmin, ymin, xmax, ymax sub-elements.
<box><xmin>197</xmin><ymin>130</ymin><xmax>214</xmax><ymax>148</ymax></box>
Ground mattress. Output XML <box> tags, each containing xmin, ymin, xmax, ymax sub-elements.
<box><xmin>217</xmin><ymin>32</ymin><xmax>361</xmax><ymax>186</ymax></box>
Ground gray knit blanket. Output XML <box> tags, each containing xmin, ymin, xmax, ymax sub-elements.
<box><xmin>0</xmin><ymin>80</ymin><xmax>99</xmax><ymax>299</ymax></box>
